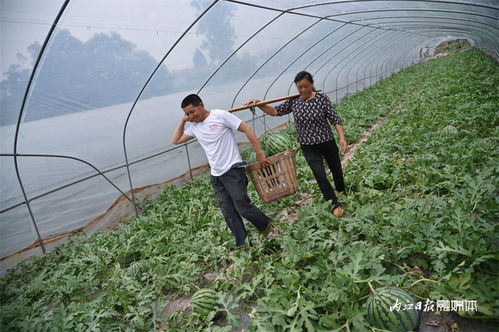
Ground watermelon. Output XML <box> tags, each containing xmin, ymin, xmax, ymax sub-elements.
<box><xmin>261</xmin><ymin>132</ymin><xmax>293</xmax><ymax>156</ymax></box>
<box><xmin>192</xmin><ymin>288</ymin><xmax>220</xmax><ymax>316</ymax></box>
<box><xmin>440</xmin><ymin>124</ymin><xmax>458</xmax><ymax>136</ymax></box>
<box><xmin>366</xmin><ymin>287</ymin><xmax>420</xmax><ymax>331</ymax></box>
<box><xmin>241</xmin><ymin>147</ymin><xmax>256</xmax><ymax>163</ymax></box>
<box><xmin>117</xmin><ymin>250</ymin><xmax>141</xmax><ymax>267</ymax></box>
<box><xmin>127</xmin><ymin>261</ymin><xmax>149</xmax><ymax>279</ymax></box>
<box><xmin>247</xmin><ymin>150</ymin><xmax>257</xmax><ymax>163</ymax></box>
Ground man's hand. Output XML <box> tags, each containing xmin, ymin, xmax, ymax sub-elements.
<box><xmin>171</xmin><ymin>116</ymin><xmax>193</xmax><ymax>144</ymax></box>
<box><xmin>256</xmin><ymin>150</ymin><xmax>270</xmax><ymax>168</ymax></box>
<box><xmin>237</xmin><ymin>122</ymin><xmax>271</xmax><ymax>168</ymax></box>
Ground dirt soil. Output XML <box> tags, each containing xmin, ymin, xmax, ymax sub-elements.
<box><xmin>419</xmin><ymin>311</ymin><xmax>498</xmax><ymax>332</ymax></box>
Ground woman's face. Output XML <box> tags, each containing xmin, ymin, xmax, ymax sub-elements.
<box><xmin>296</xmin><ymin>78</ymin><xmax>314</xmax><ymax>100</ymax></box>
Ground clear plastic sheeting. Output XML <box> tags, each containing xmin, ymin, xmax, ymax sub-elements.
<box><xmin>27</xmin><ymin>166</ymin><xmax>133</xmax><ymax>237</ymax></box>
<box><xmin>1</xmin><ymin>0</ymin><xmax>498</xmax><ymax>267</ymax></box>
<box><xmin>0</xmin><ymin>0</ymin><xmax>66</xmax><ymax>129</ymax></box>
<box><xmin>0</xmin><ymin>204</ymin><xmax>38</xmax><ymax>258</ymax></box>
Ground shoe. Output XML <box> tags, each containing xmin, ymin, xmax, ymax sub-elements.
<box><xmin>332</xmin><ymin>206</ymin><xmax>344</xmax><ymax>217</ymax></box>
<box><xmin>336</xmin><ymin>191</ymin><xmax>346</xmax><ymax>198</ymax></box>
<box><xmin>261</xmin><ymin>218</ymin><xmax>273</xmax><ymax>238</ymax></box>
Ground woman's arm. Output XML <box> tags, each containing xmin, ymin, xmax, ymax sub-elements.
<box><xmin>243</xmin><ymin>100</ymin><xmax>278</xmax><ymax>116</ymax></box>
<box><xmin>320</xmin><ymin>93</ymin><xmax>347</xmax><ymax>153</ymax></box>
<box><xmin>334</xmin><ymin>125</ymin><xmax>348</xmax><ymax>153</ymax></box>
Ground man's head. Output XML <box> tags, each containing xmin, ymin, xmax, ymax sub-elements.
<box><xmin>181</xmin><ymin>94</ymin><xmax>207</xmax><ymax>123</ymax></box>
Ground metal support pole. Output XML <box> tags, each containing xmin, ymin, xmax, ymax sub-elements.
<box><xmin>343</xmin><ymin>31</ymin><xmax>401</xmax><ymax>94</ymax></box>
<box><xmin>122</xmin><ymin>0</ymin><xmax>219</xmax><ymax>217</ymax></box>
<box><xmin>250</xmin><ymin>106</ymin><xmax>256</xmax><ymax>131</ymax></box>
<box><xmin>326</xmin><ymin>29</ymin><xmax>386</xmax><ymax>100</ymax></box>
<box><xmin>11</xmin><ymin>0</ymin><xmax>71</xmax><ymax>254</ymax></box>
<box><xmin>185</xmin><ymin>143</ymin><xmax>193</xmax><ymax>180</ymax></box>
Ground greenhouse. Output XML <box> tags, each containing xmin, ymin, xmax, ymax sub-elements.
<box><xmin>1</xmin><ymin>0</ymin><xmax>498</xmax><ymax>330</ymax></box>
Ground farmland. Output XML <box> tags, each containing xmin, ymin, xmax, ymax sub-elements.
<box><xmin>1</xmin><ymin>49</ymin><xmax>497</xmax><ymax>331</ymax></box>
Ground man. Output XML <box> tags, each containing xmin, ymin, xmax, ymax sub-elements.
<box><xmin>172</xmin><ymin>94</ymin><xmax>273</xmax><ymax>250</ymax></box>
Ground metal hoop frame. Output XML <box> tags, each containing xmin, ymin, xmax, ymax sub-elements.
<box><xmin>5</xmin><ymin>0</ymin><xmax>497</xmax><ymax>256</ymax></box>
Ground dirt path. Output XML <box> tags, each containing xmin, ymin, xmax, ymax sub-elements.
<box><xmin>341</xmin><ymin>119</ymin><xmax>384</xmax><ymax>169</ymax></box>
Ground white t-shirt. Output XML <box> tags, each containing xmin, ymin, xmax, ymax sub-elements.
<box><xmin>184</xmin><ymin>109</ymin><xmax>242</xmax><ymax>176</ymax></box>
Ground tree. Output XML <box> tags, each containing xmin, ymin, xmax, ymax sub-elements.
<box><xmin>193</xmin><ymin>48</ymin><xmax>208</xmax><ymax>67</ymax></box>
<box><xmin>0</xmin><ymin>64</ymin><xmax>30</xmax><ymax>126</ymax></box>
<box><xmin>0</xmin><ymin>29</ymin><xmax>172</xmax><ymax>125</ymax></box>
<box><xmin>191</xmin><ymin>0</ymin><xmax>236</xmax><ymax>65</ymax></box>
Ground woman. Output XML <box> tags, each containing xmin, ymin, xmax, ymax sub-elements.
<box><xmin>244</xmin><ymin>71</ymin><xmax>348</xmax><ymax>217</ymax></box>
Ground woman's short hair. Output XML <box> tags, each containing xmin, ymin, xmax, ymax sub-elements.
<box><xmin>294</xmin><ymin>71</ymin><xmax>314</xmax><ymax>84</ymax></box>
<box><xmin>181</xmin><ymin>94</ymin><xmax>203</xmax><ymax>108</ymax></box>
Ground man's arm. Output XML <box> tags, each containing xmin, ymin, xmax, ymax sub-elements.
<box><xmin>238</xmin><ymin>122</ymin><xmax>269</xmax><ymax>167</ymax></box>
<box><xmin>171</xmin><ymin>116</ymin><xmax>193</xmax><ymax>144</ymax></box>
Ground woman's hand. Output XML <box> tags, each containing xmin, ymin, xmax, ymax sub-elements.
<box><xmin>243</xmin><ymin>99</ymin><xmax>278</xmax><ymax>116</ymax></box>
<box><xmin>339</xmin><ymin>137</ymin><xmax>348</xmax><ymax>154</ymax></box>
<box><xmin>334</xmin><ymin>126</ymin><xmax>348</xmax><ymax>153</ymax></box>
<box><xmin>243</xmin><ymin>99</ymin><xmax>261</xmax><ymax>107</ymax></box>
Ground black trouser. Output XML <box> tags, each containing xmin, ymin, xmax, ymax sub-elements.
<box><xmin>301</xmin><ymin>140</ymin><xmax>345</xmax><ymax>208</ymax></box>
<box><xmin>211</xmin><ymin>165</ymin><xmax>270</xmax><ymax>247</ymax></box>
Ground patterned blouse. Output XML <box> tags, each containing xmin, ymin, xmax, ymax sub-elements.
<box><xmin>275</xmin><ymin>92</ymin><xmax>343</xmax><ymax>145</ymax></box>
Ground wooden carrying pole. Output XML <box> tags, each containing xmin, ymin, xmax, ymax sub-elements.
<box><xmin>227</xmin><ymin>93</ymin><xmax>300</xmax><ymax>113</ymax></box>
<box><xmin>227</xmin><ymin>90</ymin><xmax>322</xmax><ymax>113</ymax></box>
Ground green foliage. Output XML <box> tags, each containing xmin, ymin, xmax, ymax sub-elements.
<box><xmin>1</xmin><ymin>49</ymin><xmax>497</xmax><ymax>331</ymax></box>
